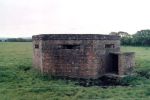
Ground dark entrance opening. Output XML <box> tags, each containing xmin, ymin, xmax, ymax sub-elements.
<box><xmin>110</xmin><ymin>54</ymin><xmax>118</xmax><ymax>74</ymax></box>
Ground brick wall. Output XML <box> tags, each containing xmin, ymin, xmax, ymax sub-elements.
<box><xmin>32</xmin><ymin>40</ymin><xmax>43</xmax><ymax>72</ymax></box>
<box><xmin>118</xmin><ymin>52</ymin><xmax>135</xmax><ymax>75</ymax></box>
<box><xmin>42</xmin><ymin>40</ymin><xmax>98</xmax><ymax>79</ymax></box>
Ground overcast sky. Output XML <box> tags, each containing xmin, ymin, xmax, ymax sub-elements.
<box><xmin>0</xmin><ymin>0</ymin><xmax>150</xmax><ymax>38</ymax></box>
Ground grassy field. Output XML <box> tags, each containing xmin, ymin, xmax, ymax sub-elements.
<box><xmin>1</xmin><ymin>43</ymin><xmax>150</xmax><ymax>100</ymax></box>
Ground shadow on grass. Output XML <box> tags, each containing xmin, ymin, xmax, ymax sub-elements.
<box><xmin>34</xmin><ymin>73</ymin><xmax>148</xmax><ymax>87</ymax></box>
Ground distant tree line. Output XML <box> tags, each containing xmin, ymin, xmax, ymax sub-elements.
<box><xmin>110</xmin><ymin>29</ymin><xmax>150</xmax><ymax>46</ymax></box>
<box><xmin>1</xmin><ymin>30</ymin><xmax>150</xmax><ymax>45</ymax></box>
<box><xmin>0</xmin><ymin>38</ymin><xmax>32</xmax><ymax>42</ymax></box>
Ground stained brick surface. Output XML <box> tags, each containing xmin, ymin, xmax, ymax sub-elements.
<box><xmin>32</xmin><ymin>34</ymin><xmax>135</xmax><ymax>79</ymax></box>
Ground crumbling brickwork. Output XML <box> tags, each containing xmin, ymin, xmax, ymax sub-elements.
<box><xmin>32</xmin><ymin>34</ymin><xmax>135</xmax><ymax>79</ymax></box>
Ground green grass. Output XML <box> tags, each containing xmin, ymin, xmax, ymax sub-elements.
<box><xmin>1</xmin><ymin>43</ymin><xmax>150</xmax><ymax>100</ymax></box>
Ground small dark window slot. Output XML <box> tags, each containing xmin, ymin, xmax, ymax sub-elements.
<box><xmin>35</xmin><ymin>44</ymin><xmax>39</xmax><ymax>49</ymax></box>
<box><xmin>105</xmin><ymin>44</ymin><xmax>115</xmax><ymax>48</ymax></box>
<box><xmin>61</xmin><ymin>44</ymin><xmax>80</xmax><ymax>49</ymax></box>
